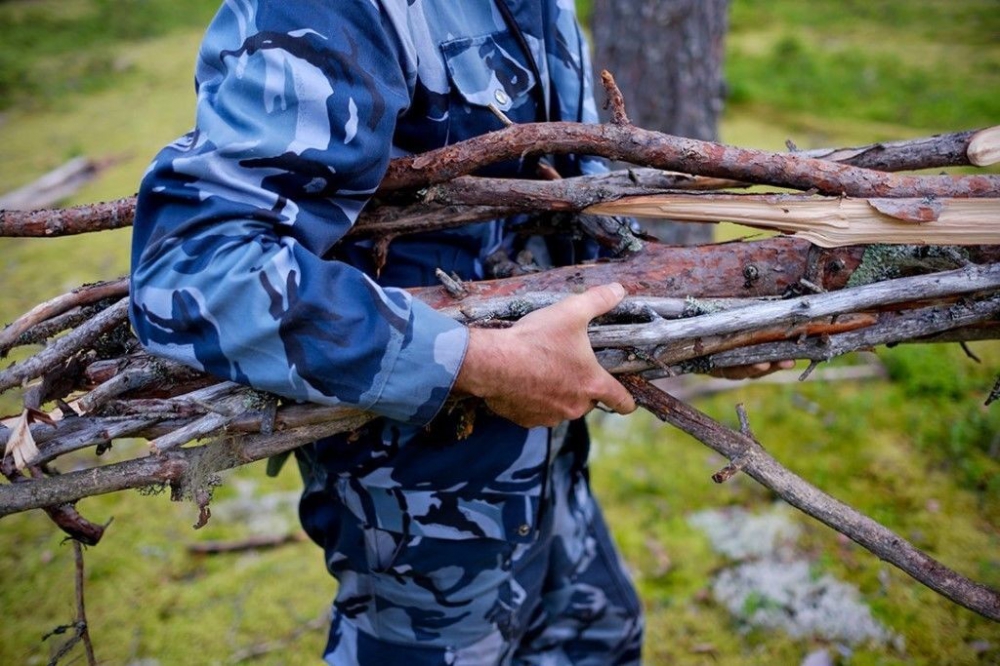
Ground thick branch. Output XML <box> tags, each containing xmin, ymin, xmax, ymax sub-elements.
<box><xmin>590</xmin><ymin>263</ymin><xmax>1000</xmax><ymax>350</ymax></box>
<box><xmin>383</xmin><ymin>122</ymin><xmax>1000</xmax><ymax>198</ymax></box>
<box><xmin>3</xmin><ymin>125</ymin><xmax>998</xmax><ymax>239</ymax></box>
<box><xmin>588</xmin><ymin>194</ymin><xmax>1000</xmax><ymax>248</ymax></box>
<box><xmin>619</xmin><ymin>374</ymin><xmax>1000</xmax><ymax>622</ymax></box>
<box><xmin>599</xmin><ymin>296</ymin><xmax>1000</xmax><ymax>375</ymax></box>
<box><xmin>795</xmin><ymin>127</ymin><xmax>991</xmax><ymax>171</ymax></box>
<box><xmin>0</xmin><ymin>196</ymin><xmax>135</xmax><ymax>237</ymax></box>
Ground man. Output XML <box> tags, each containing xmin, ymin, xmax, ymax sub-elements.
<box><xmin>130</xmin><ymin>1</ymin><xmax>645</xmax><ymax>662</ymax></box>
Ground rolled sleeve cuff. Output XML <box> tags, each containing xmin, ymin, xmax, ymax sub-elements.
<box><xmin>372</xmin><ymin>298</ymin><xmax>469</xmax><ymax>425</ymax></box>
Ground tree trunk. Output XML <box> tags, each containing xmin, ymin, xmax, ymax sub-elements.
<box><xmin>591</xmin><ymin>0</ymin><xmax>729</xmax><ymax>244</ymax></box>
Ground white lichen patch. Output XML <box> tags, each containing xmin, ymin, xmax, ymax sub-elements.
<box><xmin>689</xmin><ymin>504</ymin><xmax>899</xmax><ymax>648</ymax></box>
<box><xmin>688</xmin><ymin>505</ymin><xmax>801</xmax><ymax>560</ymax></box>
<box><xmin>714</xmin><ymin>558</ymin><xmax>894</xmax><ymax>645</ymax></box>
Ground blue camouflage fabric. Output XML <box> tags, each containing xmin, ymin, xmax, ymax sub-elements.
<box><xmin>130</xmin><ymin>0</ymin><xmax>642</xmax><ymax>662</ymax></box>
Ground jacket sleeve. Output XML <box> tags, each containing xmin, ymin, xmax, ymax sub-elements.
<box><xmin>129</xmin><ymin>0</ymin><xmax>467</xmax><ymax>425</ymax></box>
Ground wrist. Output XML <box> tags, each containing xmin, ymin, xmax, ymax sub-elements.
<box><xmin>454</xmin><ymin>327</ymin><xmax>503</xmax><ymax>399</ymax></box>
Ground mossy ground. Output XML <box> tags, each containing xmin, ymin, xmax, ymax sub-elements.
<box><xmin>2</xmin><ymin>1</ymin><xmax>999</xmax><ymax>664</ymax></box>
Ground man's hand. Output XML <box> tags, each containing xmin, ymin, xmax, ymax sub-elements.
<box><xmin>455</xmin><ymin>283</ymin><xmax>637</xmax><ymax>428</ymax></box>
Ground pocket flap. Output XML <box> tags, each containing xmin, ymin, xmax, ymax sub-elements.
<box><xmin>441</xmin><ymin>31</ymin><xmax>537</xmax><ymax>112</ymax></box>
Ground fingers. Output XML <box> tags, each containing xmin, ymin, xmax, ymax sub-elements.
<box><xmin>553</xmin><ymin>283</ymin><xmax>626</xmax><ymax>323</ymax></box>
<box><xmin>594</xmin><ymin>377</ymin><xmax>637</xmax><ymax>415</ymax></box>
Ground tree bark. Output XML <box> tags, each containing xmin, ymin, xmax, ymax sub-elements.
<box><xmin>591</xmin><ymin>0</ymin><xmax>729</xmax><ymax>244</ymax></box>
<box><xmin>382</xmin><ymin>122</ymin><xmax>1000</xmax><ymax>197</ymax></box>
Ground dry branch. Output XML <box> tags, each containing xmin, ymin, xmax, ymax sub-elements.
<box><xmin>1</xmin><ymin>111</ymin><xmax>999</xmax><ymax>623</ymax></box>
<box><xmin>0</xmin><ymin>411</ymin><xmax>372</xmax><ymax>516</ymax></box>
<box><xmin>0</xmin><ymin>278</ymin><xmax>129</xmax><ymax>356</ymax></box>
<box><xmin>2</xmin><ymin>123</ymin><xmax>998</xmax><ymax>239</ymax></box>
<box><xmin>598</xmin><ymin>296</ymin><xmax>1000</xmax><ymax>376</ymax></box>
<box><xmin>1</xmin><ymin>256</ymin><xmax>996</xmax><ymax>517</ymax></box>
<box><xmin>42</xmin><ymin>540</ymin><xmax>98</xmax><ymax>666</ymax></box>
<box><xmin>620</xmin><ymin>375</ymin><xmax>1000</xmax><ymax>622</ymax></box>
<box><xmin>798</xmin><ymin>125</ymin><xmax>1000</xmax><ymax>170</ymax></box>
<box><xmin>590</xmin><ymin>263</ymin><xmax>1000</xmax><ymax>350</ymax></box>
<box><xmin>589</xmin><ymin>194</ymin><xmax>1000</xmax><ymax>247</ymax></box>
<box><xmin>0</xmin><ymin>298</ymin><xmax>129</xmax><ymax>394</ymax></box>
<box><xmin>651</xmin><ymin>362</ymin><xmax>887</xmax><ymax>403</ymax></box>
<box><xmin>382</xmin><ymin>122</ymin><xmax>1000</xmax><ymax>198</ymax></box>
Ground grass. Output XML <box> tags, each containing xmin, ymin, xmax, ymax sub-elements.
<box><xmin>0</xmin><ymin>0</ymin><xmax>218</xmax><ymax>111</ymax></box>
<box><xmin>727</xmin><ymin>0</ymin><xmax>1000</xmax><ymax>132</ymax></box>
<box><xmin>1</xmin><ymin>1</ymin><xmax>999</xmax><ymax>664</ymax></box>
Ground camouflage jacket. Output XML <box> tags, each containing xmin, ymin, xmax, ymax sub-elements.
<box><xmin>130</xmin><ymin>1</ymin><xmax>608</xmax><ymax>560</ymax></box>
<box><xmin>130</xmin><ymin>0</ymin><xmax>604</xmax><ymax>425</ymax></box>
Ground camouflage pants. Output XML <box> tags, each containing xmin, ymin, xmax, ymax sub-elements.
<box><xmin>321</xmin><ymin>440</ymin><xmax>644</xmax><ymax>665</ymax></box>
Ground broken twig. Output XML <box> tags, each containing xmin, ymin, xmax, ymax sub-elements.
<box><xmin>619</xmin><ymin>374</ymin><xmax>1000</xmax><ymax>622</ymax></box>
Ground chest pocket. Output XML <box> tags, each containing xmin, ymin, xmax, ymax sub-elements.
<box><xmin>441</xmin><ymin>30</ymin><xmax>540</xmax><ymax>146</ymax></box>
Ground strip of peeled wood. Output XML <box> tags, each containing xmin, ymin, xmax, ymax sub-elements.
<box><xmin>588</xmin><ymin>194</ymin><xmax>1000</xmax><ymax>247</ymax></box>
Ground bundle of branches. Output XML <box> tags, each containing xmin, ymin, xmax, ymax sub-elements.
<box><xmin>2</xmin><ymin>74</ymin><xmax>999</xmax><ymax>621</ymax></box>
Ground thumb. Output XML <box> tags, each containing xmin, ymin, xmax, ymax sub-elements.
<box><xmin>557</xmin><ymin>283</ymin><xmax>627</xmax><ymax>323</ymax></box>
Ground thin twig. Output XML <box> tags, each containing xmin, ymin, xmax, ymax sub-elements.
<box><xmin>959</xmin><ymin>341</ymin><xmax>982</xmax><ymax>364</ymax></box>
<box><xmin>600</xmin><ymin>70</ymin><xmax>631</xmax><ymax>126</ymax></box>
<box><xmin>74</xmin><ymin>541</ymin><xmax>97</xmax><ymax>666</ymax></box>
<box><xmin>44</xmin><ymin>541</ymin><xmax>97</xmax><ymax>666</ymax></box>
<box><xmin>0</xmin><ymin>278</ymin><xmax>129</xmax><ymax>356</ymax></box>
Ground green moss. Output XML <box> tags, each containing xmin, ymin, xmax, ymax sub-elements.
<box><xmin>846</xmin><ymin>245</ymin><xmax>971</xmax><ymax>288</ymax></box>
<box><xmin>590</xmin><ymin>348</ymin><xmax>1000</xmax><ymax>664</ymax></box>
<box><xmin>0</xmin><ymin>461</ymin><xmax>332</xmax><ymax>665</ymax></box>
